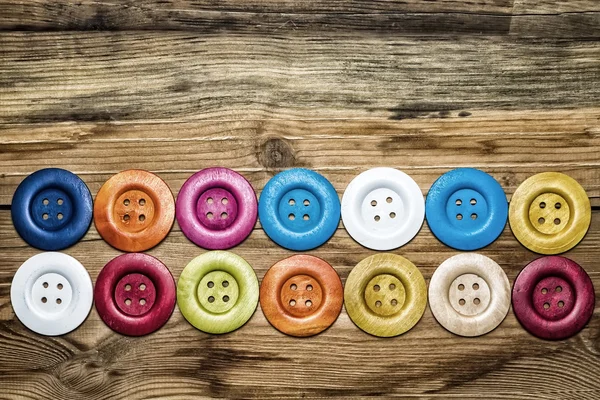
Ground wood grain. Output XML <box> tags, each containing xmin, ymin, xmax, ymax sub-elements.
<box><xmin>1</xmin><ymin>0</ymin><xmax>600</xmax><ymax>397</ymax></box>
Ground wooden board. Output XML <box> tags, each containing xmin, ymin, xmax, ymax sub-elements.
<box><xmin>1</xmin><ymin>1</ymin><xmax>599</xmax><ymax>398</ymax></box>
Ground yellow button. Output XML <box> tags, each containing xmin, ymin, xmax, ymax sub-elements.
<box><xmin>344</xmin><ymin>254</ymin><xmax>427</xmax><ymax>337</ymax></box>
<box><xmin>509</xmin><ymin>172</ymin><xmax>590</xmax><ymax>254</ymax></box>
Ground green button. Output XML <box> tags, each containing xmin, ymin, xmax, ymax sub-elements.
<box><xmin>178</xmin><ymin>251</ymin><xmax>259</xmax><ymax>334</ymax></box>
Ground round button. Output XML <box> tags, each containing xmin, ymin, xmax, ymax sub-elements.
<box><xmin>341</xmin><ymin>168</ymin><xmax>424</xmax><ymax>250</ymax></box>
<box><xmin>177</xmin><ymin>251</ymin><xmax>259</xmax><ymax>334</ymax></box>
<box><xmin>94</xmin><ymin>170</ymin><xmax>175</xmax><ymax>252</ymax></box>
<box><xmin>12</xmin><ymin>168</ymin><xmax>93</xmax><ymax>250</ymax></box>
<box><xmin>509</xmin><ymin>172</ymin><xmax>591</xmax><ymax>254</ymax></box>
<box><xmin>10</xmin><ymin>253</ymin><xmax>93</xmax><ymax>336</ymax></box>
<box><xmin>259</xmin><ymin>168</ymin><xmax>340</xmax><ymax>251</ymax></box>
<box><xmin>260</xmin><ymin>255</ymin><xmax>343</xmax><ymax>337</ymax></box>
<box><xmin>512</xmin><ymin>256</ymin><xmax>594</xmax><ymax>340</ymax></box>
<box><xmin>176</xmin><ymin>168</ymin><xmax>257</xmax><ymax>249</ymax></box>
<box><xmin>344</xmin><ymin>254</ymin><xmax>427</xmax><ymax>337</ymax></box>
<box><xmin>428</xmin><ymin>253</ymin><xmax>510</xmax><ymax>337</ymax></box>
<box><xmin>94</xmin><ymin>253</ymin><xmax>176</xmax><ymax>336</ymax></box>
<box><xmin>426</xmin><ymin>168</ymin><xmax>508</xmax><ymax>250</ymax></box>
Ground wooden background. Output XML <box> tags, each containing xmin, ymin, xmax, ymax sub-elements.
<box><xmin>1</xmin><ymin>0</ymin><xmax>599</xmax><ymax>398</ymax></box>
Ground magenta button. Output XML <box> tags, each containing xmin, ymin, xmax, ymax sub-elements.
<box><xmin>176</xmin><ymin>168</ymin><xmax>257</xmax><ymax>249</ymax></box>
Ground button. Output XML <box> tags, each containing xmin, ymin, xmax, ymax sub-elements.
<box><xmin>176</xmin><ymin>168</ymin><xmax>257</xmax><ymax>249</ymax></box>
<box><xmin>260</xmin><ymin>255</ymin><xmax>343</xmax><ymax>337</ymax></box>
<box><xmin>509</xmin><ymin>172</ymin><xmax>591</xmax><ymax>254</ymax></box>
<box><xmin>341</xmin><ymin>168</ymin><xmax>424</xmax><ymax>250</ymax></box>
<box><xmin>94</xmin><ymin>170</ymin><xmax>175</xmax><ymax>252</ymax></box>
<box><xmin>10</xmin><ymin>253</ymin><xmax>93</xmax><ymax>336</ymax></box>
<box><xmin>177</xmin><ymin>251</ymin><xmax>259</xmax><ymax>334</ymax></box>
<box><xmin>259</xmin><ymin>168</ymin><xmax>340</xmax><ymax>251</ymax></box>
<box><xmin>428</xmin><ymin>253</ymin><xmax>510</xmax><ymax>337</ymax></box>
<box><xmin>11</xmin><ymin>168</ymin><xmax>93</xmax><ymax>250</ymax></box>
<box><xmin>344</xmin><ymin>254</ymin><xmax>426</xmax><ymax>337</ymax></box>
<box><xmin>94</xmin><ymin>253</ymin><xmax>176</xmax><ymax>336</ymax></box>
<box><xmin>512</xmin><ymin>256</ymin><xmax>594</xmax><ymax>340</ymax></box>
<box><xmin>426</xmin><ymin>168</ymin><xmax>508</xmax><ymax>250</ymax></box>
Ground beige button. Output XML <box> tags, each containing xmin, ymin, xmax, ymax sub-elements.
<box><xmin>429</xmin><ymin>253</ymin><xmax>510</xmax><ymax>337</ymax></box>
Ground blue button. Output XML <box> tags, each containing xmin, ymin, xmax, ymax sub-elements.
<box><xmin>12</xmin><ymin>169</ymin><xmax>93</xmax><ymax>250</ymax></box>
<box><xmin>426</xmin><ymin>168</ymin><xmax>507</xmax><ymax>250</ymax></box>
<box><xmin>259</xmin><ymin>169</ymin><xmax>340</xmax><ymax>250</ymax></box>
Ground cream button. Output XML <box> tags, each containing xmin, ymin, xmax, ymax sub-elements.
<box><xmin>429</xmin><ymin>253</ymin><xmax>510</xmax><ymax>337</ymax></box>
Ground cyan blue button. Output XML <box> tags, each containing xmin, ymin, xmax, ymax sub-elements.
<box><xmin>259</xmin><ymin>168</ymin><xmax>340</xmax><ymax>250</ymax></box>
<box><xmin>12</xmin><ymin>168</ymin><xmax>93</xmax><ymax>250</ymax></box>
<box><xmin>426</xmin><ymin>168</ymin><xmax>507</xmax><ymax>250</ymax></box>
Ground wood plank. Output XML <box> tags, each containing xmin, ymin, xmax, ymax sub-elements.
<box><xmin>2</xmin><ymin>1</ymin><xmax>599</xmax><ymax>37</ymax></box>
<box><xmin>1</xmin><ymin>109</ymin><xmax>599</xmax><ymax>205</ymax></box>
<box><xmin>0</xmin><ymin>0</ymin><xmax>513</xmax><ymax>36</ymax></box>
<box><xmin>1</xmin><ymin>34</ymin><xmax>599</xmax><ymax>124</ymax></box>
<box><xmin>1</xmin><ymin>207</ymin><xmax>599</xmax><ymax>399</ymax></box>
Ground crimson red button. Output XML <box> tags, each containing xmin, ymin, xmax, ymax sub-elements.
<box><xmin>512</xmin><ymin>256</ymin><xmax>594</xmax><ymax>340</ymax></box>
<box><xmin>95</xmin><ymin>253</ymin><xmax>176</xmax><ymax>336</ymax></box>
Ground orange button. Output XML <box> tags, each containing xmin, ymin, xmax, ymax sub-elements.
<box><xmin>94</xmin><ymin>170</ymin><xmax>175</xmax><ymax>252</ymax></box>
<box><xmin>260</xmin><ymin>255</ymin><xmax>343</xmax><ymax>337</ymax></box>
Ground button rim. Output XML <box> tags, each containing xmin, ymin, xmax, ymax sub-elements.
<box><xmin>94</xmin><ymin>169</ymin><xmax>175</xmax><ymax>252</ymax></box>
<box><xmin>11</xmin><ymin>252</ymin><xmax>93</xmax><ymax>336</ymax></box>
<box><xmin>260</xmin><ymin>255</ymin><xmax>343</xmax><ymax>337</ymax></box>
<box><xmin>344</xmin><ymin>253</ymin><xmax>427</xmax><ymax>337</ymax></box>
<box><xmin>512</xmin><ymin>256</ymin><xmax>595</xmax><ymax>340</ymax></box>
<box><xmin>177</xmin><ymin>251</ymin><xmax>259</xmax><ymax>334</ymax></box>
<box><xmin>259</xmin><ymin>168</ymin><xmax>340</xmax><ymax>251</ymax></box>
<box><xmin>426</xmin><ymin>168</ymin><xmax>508</xmax><ymax>251</ymax></box>
<box><xmin>509</xmin><ymin>172</ymin><xmax>591</xmax><ymax>254</ymax></box>
<box><xmin>94</xmin><ymin>253</ymin><xmax>176</xmax><ymax>336</ymax></box>
<box><xmin>341</xmin><ymin>167</ymin><xmax>424</xmax><ymax>250</ymax></box>
<box><xmin>176</xmin><ymin>167</ymin><xmax>257</xmax><ymax>250</ymax></box>
<box><xmin>428</xmin><ymin>253</ymin><xmax>510</xmax><ymax>337</ymax></box>
<box><xmin>12</xmin><ymin>168</ymin><xmax>93</xmax><ymax>251</ymax></box>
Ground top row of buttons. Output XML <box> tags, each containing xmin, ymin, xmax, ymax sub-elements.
<box><xmin>11</xmin><ymin>167</ymin><xmax>591</xmax><ymax>254</ymax></box>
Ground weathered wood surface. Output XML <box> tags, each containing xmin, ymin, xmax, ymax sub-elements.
<box><xmin>1</xmin><ymin>0</ymin><xmax>599</xmax><ymax>398</ymax></box>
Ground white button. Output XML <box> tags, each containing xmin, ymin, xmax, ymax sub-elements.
<box><xmin>11</xmin><ymin>253</ymin><xmax>93</xmax><ymax>336</ymax></box>
<box><xmin>341</xmin><ymin>168</ymin><xmax>424</xmax><ymax>250</ymax></box>
<box><xmin>428</xmin><ymin>253</ymin><xmax>510</xmax><ymax>337</ymax></box>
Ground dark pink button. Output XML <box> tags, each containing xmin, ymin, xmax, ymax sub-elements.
<box><xmin>114</xmin><ymin>273</ymin><xmax>157</xmax><ymax>316</ymax></box>
<box><xmin>95</xmin><ymin>253</ymin><xmax>176</xmax><ymax>336</ymax></box>
<box><xmin>512</xmin><ymin>256</ymin><xmax>594</xmax><ymax>340</ymax></box>
<box><xmin>176</xmin><ymin>168</ymin><xmax>257</xmax><ymax>249</ymax></box>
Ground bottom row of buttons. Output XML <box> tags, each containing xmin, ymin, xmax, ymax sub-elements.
<box><xmin>10</xmin><ymin>252</ymin><xmax>594</xmax><ymax>340</ymax></box>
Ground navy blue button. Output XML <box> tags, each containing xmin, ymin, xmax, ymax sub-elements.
<box><xmin>259</xmin><ymin>168</ymin><xmax>340</xmax><ymax>250</ymax></box>
<box><xmin>426</xmin><ymin>168</ymin><xmax>507</xmax><ymax>250</ymax></box>
<box><xmin>12</xmin><ymin>169</ymin><xmax>93</xmax><ymax>250</ymax></box>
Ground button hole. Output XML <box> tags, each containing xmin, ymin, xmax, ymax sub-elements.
<box><xmin>290</xmin><ymin>284</ymin><xmax>297</xmax><ymax>290</ymax></box>
<box><xmin>223</xmin><ymin>295</ymin><xmax>230</xmax><ymax>302</ymax></box>
<box><xmin>43</xmin><ymin>282</ymin><xmax>48</xmax><ymax>288</ymax></box>
<box><xmin>375</xmin><ymin>301</ymin><xmax>382</xmax><ymax>307</ymax></box>
<box><xmin>303</xmin><ymin>214</ymin><xmax>309</xmax><ymax>220</ymax></box>
<box><xmin>123</xmin><ymin>214</ymin><xmax>130</xmax><ymax>222</ymax></box>
<box><xmin>41</xmin><ymin>297</ymin><xmax>47</xmax><ymax>303</ymax></box>
<box><xmin>374</xmin><ymin>215</ymin><xmax>381</xmax><ymax>222</ymax></box>
<box><xmin>538</xmin><ymin>217</ymin><xmax>545</xmax><ymax>224</ymax></box>
<box><xmin>456</xmin><ymin>214</ymin><xmax>463</xmax><ymax>220</ymax></box>
<box><xmin>554</xmin><ymin>218</ymin><xmax>561</xmax><ymax>225</ymax></box>
<box><xmin>206</xmin><ymin>212</ymin><xmax>214</xmax><ymax>219</ymax></box>
<box><xmin>222</xmin><ymin>281</ymin><xmax>229</xmax><ymax>288</ymax></box>
<box><xmin>459</xmin><ymin>299</ymin><xmax>466</xmax><ymax>305</ymax></box>
<box><xmin>470</xmin><ymin>199</ymin><xmax>477</xmax><ymax>205</ymax></box>
<box><xmin>125</xmin><ymin>299</ymin><xmax>132</xmax><ymax>306</ymax></box>
<box><xmin>208</xmin><ymin>296</ymin><xmax>215</xmax><ymax>303</ymax></box>
<box><xmin>540</xmin><ymin>202</ymin><xmax>546</xmax><ymax>209</ymax></box>
<box><xmin>57</xmin><ymin>198</ymin><xmax>63</xmax><ymax>205</ymax></box>
<box><xmin>555</xmin><ymin>202</ymin><xmax>561</xmax><ymax>209</ymax></box>
<box><xmin>222</xmin><ymin>198</ymin><xmax>228</xmax><ymax>205</ymax></box>
<box><xmin>139</xmin><ymin>198</ymin><xmax>146</xmax><ymax>206</ymax></box>
<box><xmin>139</xmin><ymin>299</ymin><xmax>146</xmax><ymax>305</ymax></box>
<box><xmin>455</xmin><ymin>199</ymin><xmax>462</xmax><ymax>206</ymax></box>
<box><xmin>289</xmin><ymin>300</ymin><xmax>296</xmax><ymax>307</ymax></box>
<box><xmin>221</xmin><ymin>212</ymin><xmax>228</xmax><ymax>219</ymax></box>
<box><xmin>57</xmin><ymin>213</ymin><xmax>64</xmax><ymax>220</ymax></box>
<box><xmin>207</xmin><ymin>281</ymin><xmax>214</xmax><ymax>288</ymax></box>
<box><xmin>386</xmin><ymin>197</ymin><xmax>393</xmax><ymax>203</ymax></box>
<box><xmin>472</xmin><ymin>283</ymin><xmax>479</xmax><ymax>290</ymax></box>
<box><xmin>555</xmin><ymin>286</ymin><xmax>562</xmax><ymax>293</ymax></box>
<box><xmin>373</xmin><ymin>285</ymin><xmax>380</xmax><ymax>292</ymax></box>
<box><xmin>57</xmin><ymin>283</ymin><xmax>63</xmax><ymax>290</ymax></box>
<box><xmin>543</xmin><ymin>302</ymin><xmax>550</xmax><ymax>309</ymax></box>
<box><xmin>289</xmin><ymin>199</ymin><xmax>295</xmax><ymax>206</ymax></box>
<box><xmin>125</xmin><ymin>284</ymin><xmax>131</xmax><ymax>291</ymax></box>
<box><xmin>541</xmin><ymin>288</ymin><xmax>548</xmax><ymax>294</ymax></box>
<box><xmin>42</xmin><ymin>213</ymin><xmax>49</xmax><ymax>220</ymax></box>
<box><xmin>288</xmin><ymin>213</ymin><xmax>295</xmax><ymax>221</ymax></box>
<box><xmin>558</xmin><ymin>301</ymin><xmax>564</xmax><ymax>308</ymax></box>
<box><xmin>305</xmin><ymin>300</ymin><xmax>312</xmax><ymax>307</ymax></box>
<box><xmin>42</xmin><ymin>199</ymin><xmax>49</xmax><ymax>205</ymax></box>
<box><xmin>207</xmin><ymin>197</ymin><xmax>214</xmax><ymax>204</ymax></box>
<box><xmin>303</xmin><ymin>199</ymin><xmax>310</xmax><ymax>206</ymax></box>
<box><xmin>391</xmin><ymin>299</ymin><xmax>398</xmax><ymax>306</ymax></box>
<box><xmin>306</xmin><ymin>285</ymin><xmax>313</xmax><ymax>291</ymax></box>
<box><xmin>139</xmin><ymin>284</ymin><xmax>146</xmax><ymax>291</ymax></box>
<box><xmin>123</xmin><ymin>199</ymin><xmax>130</xmax><ymax>206</ymax></box>
<box><xmin>56</xmin><ymin>298</ymin><xmax>62</xmax><ymax>305</ymax></box>
<box><xmin>139</xmin><ymin>214</ymin><xmax>145</xmax><ymax>222</ymax></box>
<box><xmin>473</xmin><ymin>298</ymin><xmax>480</xmax><ymax>305</ymax></box>
<box><xmin>389</xmin><ymin>212</ymin><xmax>396</xmax><ymax>219</ymax></box>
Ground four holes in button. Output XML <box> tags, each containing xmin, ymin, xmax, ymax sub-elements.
<box><xmin>288</xmin><ymin>198</ymin><xmax>311</xmax><ymax>221</ymax></box>
<box><xmin>372</xmin><ymin>197</ymin><xmax>394</xmax><ymax>223</ymax></box>
<box><xmin>206</xmin><ymin>280</ymin><xmax>230</xmax><ymax>304</ymax></box>
<box><xmin>41</xmin><ymin>198</ymin><xmax>66</xmax><ymax>221</ymax></box>
<box><xmin>455</xmin><ymin>198</ymin><xmax>477</xmax><ymax>220</ymax></box>
<box><xmin>457</xmin><ymin>280</ymin><xmax>481</xmax><ymax>307</ymax></box>
<box><xmin>40</xmin><ymin>281</ymin><xmax>63</xmax><ymax>305</ymax></box>
<box><xmin>541</xmin><ymin>285</ymin><xmax>565</xmax><ymax>310</ymax></box>
<box><xmin>288</xmin><ymin>282</ymin><xmax>315</xmax><ymax>308</ymax></box>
